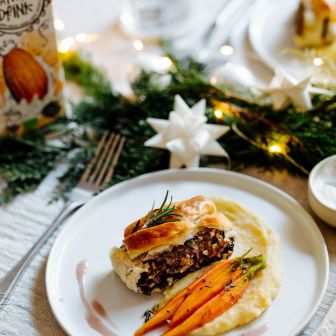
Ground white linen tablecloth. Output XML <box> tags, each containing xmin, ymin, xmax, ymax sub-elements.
<box><xmin>0</xmin><ymin>166</ymin><xmax>336</xmax><ymax>336</ymax></box>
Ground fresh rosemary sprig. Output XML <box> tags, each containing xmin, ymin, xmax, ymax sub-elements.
<box><xmin>144</xmin><ymin>191</ymin><xmax>182</xmax><ymax>228</ymax></box>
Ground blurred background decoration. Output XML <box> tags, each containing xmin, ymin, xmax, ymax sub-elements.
<box><xmin>0</xmin><ymin>0</ymin><xmax>335</xmax><ymax>204</ymax></box>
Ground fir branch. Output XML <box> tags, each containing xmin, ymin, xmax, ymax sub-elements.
<box><xmin>0</xmin><ymin>137</ymin><xmax>64</xmax><ymax>204</ymax></box>
<box><xmin>0</xmin><ymin>51</ymin><xmax>335</xmax><ymax>204</ymax></box>
<box><xmin>60</xmin><ymin>51</ymin><xmax>111</xmax><ymax>97</ymax></box>
<box><xmin>51</xmin><ymin>53</ymin><xmax>336</xmax><ymax>180</ymax></box>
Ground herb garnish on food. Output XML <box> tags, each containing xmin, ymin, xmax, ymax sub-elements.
<box><xmin>131</xmin><ymin>219</ymin><xmax>141</xmax><ymax>234</ymax></box>
<box><xmin>143</xmin><ymin>310</ymin><xmax>154</xmax><ymax>322</ymax></box>
<box><xmin>144</xmin><ymin>191</ymin><xmax>182</xmax><ymax>228</ymax></box>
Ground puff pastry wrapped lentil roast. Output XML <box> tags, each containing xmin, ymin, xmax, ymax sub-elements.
<box><xmin>111</xmin><ymin>196</ymin><xmax>235</xmax><ymax>295</ymax></box>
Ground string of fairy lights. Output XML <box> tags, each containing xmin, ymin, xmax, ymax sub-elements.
<box><xmin>54</xmin><ymin>18</ymin><xmax>99</xmax><ymax>53</ymax></box>
<box><xmin>211</xmin><ymin>100</ymin><xmax>312</xmax><ymax>173</ymax></box>
<box><xmin>53</xmin><ymin>18</ymin><xmax>330</xmax><ymax>173</ymax></box>
<box><xmin>212</xmin><ymin>102</ymin><xmax>290</xmax><ymax>159</ymax></box>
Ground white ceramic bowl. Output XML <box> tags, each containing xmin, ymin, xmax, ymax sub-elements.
<box><xmin>308</xmin><ymin>155</ymin><xmax>336</xmax><ymax>227</ymax></box>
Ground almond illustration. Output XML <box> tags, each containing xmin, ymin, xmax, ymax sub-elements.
<box><xmin>3</xmin><ymin>48</ymin><xmax>48</xmax><ymax>103</ymax></box>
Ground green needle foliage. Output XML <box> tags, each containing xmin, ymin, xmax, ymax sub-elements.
<box><xmin>0</xmin><ymin>136</ymin><xmax>65</xmax><ymax>204</ymax></box>
<box><xmin>0</xmin><ymin>51</ymin><xmax>335</xmax><ymax>204</ymax></box>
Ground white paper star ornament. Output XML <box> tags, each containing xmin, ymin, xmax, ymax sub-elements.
<box><xmin>263</xmin><ymin>69</ymin><xmax>333</xmax><ymax>111</ymax></box>
<box><xmin>145</xmin><ymin>95</ymin><xmax>230</xmax><ymax>168</ymax></box>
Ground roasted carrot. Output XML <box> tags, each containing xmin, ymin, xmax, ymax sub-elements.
<box><xmin>170</xmin><ymin>254</ymin><xmax>265</xmax><ymax>327</ymax></box>
<box><xmin>162</xmin><ymin>276</ymin><xmax>250</xmax><ymax>336</ymax></box>
<box><xmin>169</xmin><ymin>266</ymin><xmax>243</xmax><ymax>327</ymax></box>
<box><xmin>134</xmin><ymin>293</ymin><xmax>187</xmax><ymax>336</ymax></box>
<box><xmin>135</xmin><ymin>253</ymin><xmax>265</xmax><ymax>336</ymax></box>
<box><xmin>162</xmin><ymin>257</ymin><xmax>266</xmax><ymax>336</ymax></box>
<box><xmin>134</xmin><ymin>259</ymin><xmax>236</xmax><ymax>336</ymax></box>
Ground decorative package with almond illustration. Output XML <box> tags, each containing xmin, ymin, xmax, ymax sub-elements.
<box><xmin>0</xmin><ymin>0</ymin><xmax>64</xmax><ymax>135</ymax></box>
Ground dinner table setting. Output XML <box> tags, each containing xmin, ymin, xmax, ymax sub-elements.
<box><xmin>0</xmin><ymin>0</ymin><xmax>336</xmax><ymax>335</ymax></box>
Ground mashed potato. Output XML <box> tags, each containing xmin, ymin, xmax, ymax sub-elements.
<box><xmin>162</xmin><ymin>198</ymin><xmax>283</xmax><ymax>335</ymax></box>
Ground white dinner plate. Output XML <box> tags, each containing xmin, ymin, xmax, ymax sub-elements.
<box><xmin>46</xmin><ymin>168</ymin><xmax>329</xmax><ymax>336</ymax></box>
<box><xmin>249</xmin><ymin>0</ymin><xmax>328</xmax><ymax>80</ymax></box>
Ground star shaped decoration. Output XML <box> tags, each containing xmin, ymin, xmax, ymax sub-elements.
<box><xmin>263</xmin><ymin>69</ymin><xmax>333</xmax><ymax>111</ymax></box>
<box><xmin>145</xmin><ymin>95</ymin><xmax>230</xmax><ymax>168</ymax></box>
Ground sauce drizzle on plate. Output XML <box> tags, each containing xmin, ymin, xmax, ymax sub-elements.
<box><xmin>92</xmin><ymin>299</ymin><xmax>108</xmax><ymax>318</ymax></box>
<box><xmin>76</xmin><ymin>260</ymin><xmax>117</xmax><ymax>336</ymax></box>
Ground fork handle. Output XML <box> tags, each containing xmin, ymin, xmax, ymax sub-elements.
<box><xmin>0</xmin><ymin>200</ymin><xmax>84</xmax><ymax>306</ymax></box>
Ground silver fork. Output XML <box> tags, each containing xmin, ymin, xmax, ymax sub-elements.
<box><xmin>0</xmin><ymin>131</ymin><xmax>125</xmax><ymax>312</ymax></box>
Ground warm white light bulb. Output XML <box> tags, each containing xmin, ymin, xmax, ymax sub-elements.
<box><xmin>268</xmin><ymin>144</ymin><xmax>283</xmax><ymax>154</ymax></box>
<box><xmin>313</xmin><ymin>57</ymin><xmax>324</xmax><ymax>66</ymax></box>
<box><xmin>220</xmin><ymin>45</ymin><xmax>234</xmax><ymax>56</ymax></box>
<box><xmin>75</xmin><ymin>33</ymin><xmax>88</xmax><ymax>43</ymax></box>
<box><xmin>210</xmin><ymin>76</ymin><xmax>218</xmax><ymax>84</ymax></box>
<box><xmin>214</xmin><ymin>109</ymin><xmax>224</xmax><ymax>119</ymax></box>
<box><xmin>158</xmin><ymin>56</ymin><xmax>172</xmax><ymax>70</ymax></box>
<box><xmin>58</xmin><ymin>37</ymin><xmax>75</xmax><ymax>53</ymax></box>
<box><xmin>54</xmin><ymin>19</ymin><xmax>64</xmax><ymax>31</ymax></box>
<box><xmin>133</xmin><ymin>39</ymin><xmax>144</xmax><ymax>51</ymax></box>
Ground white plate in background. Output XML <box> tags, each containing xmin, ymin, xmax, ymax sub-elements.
<box><xmin>248</xmin><ymin>0</ymin><xmax>333</xmax><ymax>81</ymax></box>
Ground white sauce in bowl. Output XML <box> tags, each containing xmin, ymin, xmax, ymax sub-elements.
<box><xmin>311</xmin><ymin>156</ymin><xmax>336</xmax><ymax>210</ymax></box>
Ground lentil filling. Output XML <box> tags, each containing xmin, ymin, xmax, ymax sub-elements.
<box><xmin>137</xmin><ymin>228</ymin><xmax>234</xmax><ymax>295</ymax></box>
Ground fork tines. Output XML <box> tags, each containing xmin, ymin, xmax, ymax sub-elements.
<box><xmin>79</xmin><ymin>131</ymin><xmax>125</xmax><ymax>191</ymax></box>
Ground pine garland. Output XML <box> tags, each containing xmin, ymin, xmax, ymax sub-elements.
<box><xmin>0</xmin><ymin>51</ymin><xmax>335</xmax><ymax>204</ymax></box>
<box><xmin>0</xmin><ymin>137</ymin><xmax>64</xmax><ymax>204</ymax></box>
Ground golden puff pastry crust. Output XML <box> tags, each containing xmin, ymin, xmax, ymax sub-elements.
<box><xmin>123</xmin><ymin>196</ymin><xmax>232</xmax><ymax>259</ymax></box>
<box><xmin>124</xmin><ymin>195</ymin><xmax>217</xmax><ymax>238</ymax></box>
